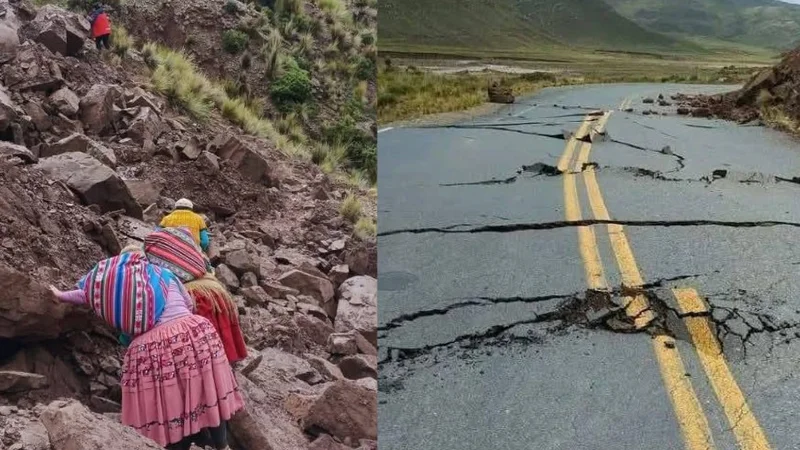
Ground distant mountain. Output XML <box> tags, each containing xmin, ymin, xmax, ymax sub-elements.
<box><xmin>380</xmin><ymin>0</ymin><xmax>706</xmax><ymax>55</ymax></box>
<box><xmin>605</xmin><ymin>0</ymin><xmax>800</xmax><ymax>49</ymax></box>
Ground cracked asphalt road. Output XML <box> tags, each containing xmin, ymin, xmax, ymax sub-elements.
<box><xmin>378</xmin><ymin>83</ymin><xmax>800</xmax><ymax>450</ymax></box>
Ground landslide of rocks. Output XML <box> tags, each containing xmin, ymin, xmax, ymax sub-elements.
<box><xmin>673</xmin><ymin>49</ymin><xmax>800</xmax><ymax>125</ymax></box>
<box><xmin>0</xmin><ymin>1</ymin><xmax>377</xmax><ymax>449</ymax></box>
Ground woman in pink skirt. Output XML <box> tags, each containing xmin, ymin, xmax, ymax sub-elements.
<box><xmin>50</xmin><ymin>246</ymin><xmax>244</xmax><ymax>450</ymax></box>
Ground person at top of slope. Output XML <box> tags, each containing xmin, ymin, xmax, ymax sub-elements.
<box><xmin>88</xmin><ymin>3</ymin><xmax>112</xmax><ymax>51</ymax></box>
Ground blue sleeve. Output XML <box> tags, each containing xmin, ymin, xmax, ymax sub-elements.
<box><xmin>118</xmin><ymin>333</ymin><xmax>132</xmax><ymax>347</ymax></box>
<box><xmin>200</xmin><ymin>229</ymin><xmax>209</xmax><ymax>251</ymax></box>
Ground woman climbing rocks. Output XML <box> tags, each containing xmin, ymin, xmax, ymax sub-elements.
<box><xmin>160</xmin><ymin>198</ymin><xmax>211</xmax><ymax>252</ymax></box>
<box><xmin>49</xmin><ymin>246</ymin><xmax>243</xmax><ymax>450</ymax></box>
<box><xmin>88</xmin><ymin>3</ymin><xmax>111</xmax><ymax>51</ymax></box>
<box><xmin>143</xmin><ymin>227</ymin><xmax>248</xmax><ymax>364</ymax></box>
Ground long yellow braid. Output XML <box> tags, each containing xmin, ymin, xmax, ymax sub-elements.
<box><xmin>184</xmin><ymin>273</ymin><xmax>238</xmax><ymax>316</ymax></box>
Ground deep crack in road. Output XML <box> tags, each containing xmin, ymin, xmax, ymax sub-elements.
<box><xmin>379</xmin><ymin>84</ymin><xmax>800</xmax><ymax>450</ymax></box>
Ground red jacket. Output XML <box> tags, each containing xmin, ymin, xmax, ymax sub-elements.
<box><xmin>91</xmin><ymin>12</ymin><xmax>111</xmax><ymax>38</ymax></box>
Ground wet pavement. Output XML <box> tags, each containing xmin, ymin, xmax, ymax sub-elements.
<box><xmin>378</xmin><ymin>83</ymin><xmax>800</xmax><ymax>449</ymax></box>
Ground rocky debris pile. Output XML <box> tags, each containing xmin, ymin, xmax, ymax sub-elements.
<box><xmin>0</xmin><ymin>3</ymin><xmax>376</xmax><ymax>450</ymax></box>
<box><xmin>671</xmin><ymin>50</ymin><xmax>800</xmax><ymax>123</ymax></box>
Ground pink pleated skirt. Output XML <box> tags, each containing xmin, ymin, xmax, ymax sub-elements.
<box><xmin>120</xmin><ymin>314</ymin><xmax>245</xmax><ymax>446</ymax></box>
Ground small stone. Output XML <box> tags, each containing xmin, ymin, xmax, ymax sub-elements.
<box><xmin>216</xmin><ymin>264</ymin><xmax>239</xmax><ymax>290</ymax></box>
<box><xmin>241</xmin><ymin>272</ymin><xmax>258</xmax><ymax>288</ymax></box>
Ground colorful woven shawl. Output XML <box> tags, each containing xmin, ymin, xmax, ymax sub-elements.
<box><xmin>77</xmin><ymin>252</ymin><xmax>170</xmax><ymax>336</ymax></box>
<box><xmin>144</xmin><ymin>227</ymin><xmax>208</xmax><ymax>282</ymax></box>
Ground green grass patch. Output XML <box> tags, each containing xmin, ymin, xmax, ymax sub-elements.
<box><xmin>143</xmin><ymin>43</ymin><xmax>306</xmax><ymax>157</ymax></box>
<box><xmin>111</xmin><ymin>25</ymin><xmax>133</xmax><ymax>58</ymax></box>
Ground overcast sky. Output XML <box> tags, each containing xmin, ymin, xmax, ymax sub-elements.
<box><xmin>780</xmin><ymin>0</ymin><xmax>800</xmax><ymax>4</ymax></box>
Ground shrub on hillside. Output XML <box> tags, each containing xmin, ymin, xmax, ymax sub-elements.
<box><xmin>222</xmin><ymin>30</ymin><xmax>249</xmax><ymax>54</ymax></box>
<box><xmin>323</xmin><ymin>118</ymin><xmax>376</xmax><ymax>183</ymax></box>
<box><xmin>270</xmin><ymin>57</ymin><xmax>313</xmax><ymax>112</ymax></box>
<box><xmin>361</xmin><ymin>32</ymin><xmax>374</xmax><ymax>46</ymax></box>
<box><xmin>354</xmin><ymin>56</ymin><xmax>375</xmax><ymax>81</ymax></box>
<box><xmin>224</xmin><ymin>0</ymin><xmax>239</xmax><ymax>14</ymax></box>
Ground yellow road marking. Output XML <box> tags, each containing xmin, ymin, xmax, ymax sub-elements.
<box><xmin>561</xmin><ymin>111</ymin><xmax>716</xmax><ymax>450</ymax></box>
<box><xmin>562</xmin><ymin>118</ymin><xmax>607</xmax><ymax>290</ymax></box>
<box><xmin>558</xmin><ymin>119</ymin><xmax>591</xmax><ymax>172</ymax></box>
<box><xmin>580</xmin><ymin>142</ymin><xmax>655</xmax><ymax>328</ymax></box>
<box><xmin>673</xmin><ymin>288</ymin><xmax>772</xmax><ymax>450</ymax></box>
<box><xmin>653</xmin><ymin>334</ymin><xmax>718</xmax><ymax>450</ymax></box>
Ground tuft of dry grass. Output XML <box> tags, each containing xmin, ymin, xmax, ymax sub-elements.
<box><xmin>354</xmin><ymin>216</ymin><xmax>376</xmax><ymax>239</ymax></box>
<box><xmin>111</xmin><ymin>25</ymin><xmax>133</xmax><ymax>58</ymax></box>
<box><xmin>143</xmin><ymin>43</ymin><xmax>307</xmax><ymax>157</ymax></box>
<box><xmin>761</xmin><ymin>106</ymin><xmax>800</xmax><ymax>133</ymax></box>
<box><xmin>340</xmin><ymin>193</ymin><xmax>362</xmax><ymax>223</ymax></box>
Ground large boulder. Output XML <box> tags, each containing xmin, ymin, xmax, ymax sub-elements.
<box><xmin>0</xmin><ymin>84</ymin><xmax>18</xmax><ymax>131</ymax></box>
<box><xmin>48</xmin><ymin>86</ymin><xmax>80</xmax><ymax>117</ymax></box>
<box><xmin>0</xmin><ymin>141</ymin><xmax>36</xmax><ymax>163</ymax></box>
<box><xmin>123</xmin><ymin>180</ymin><xmax>160</xmax><ymax>207</ymax></box>
<box><xmin>79</xmin><ymin>84</ymin><xmax>120</xmax><ymax>135</ymax></box>
<box><xmin>40</xmin><ymin>133</ymin><xmax>116</xmax><ymax>167</ymax></box>
<box><xmin>0</xmin><ymin>22</ymin><xmax>20</xmax><ymax>63</ymax></box>
<box><xmin>0</xmin><ymin>370</ymin><xmax>48</xmax><ymax>393</ymax></box>
<box><xmin>125</xmin><ymin>106</ymin><xmax>163</xmax><ymax>146</ymax></box>
<box><xmin>328</xmin><ymin>331</ymin><xmax>377</xmax><ymax>356</ymax></box>
<box><xmin>335</xmin><ymin>277</ymin><xmax>377</xmax><ymax>346</ymax></box>
<box><xmin>278</xmin><ymin>270</ymin><xmax>335</xmax><ymax>315</ymax></box>
<box><xmin>233</xmin><ymin>373</ymin><xmax>312</xmax><ymax>450</ymax></box>
<box><xmin>214</xmin><ymin>135</ymin><xmax>270</xmax><ymax>184</ymax></box>
<box><xmin>225</xmin><ymin>249</ymin><xmax>259</xmax><ymax>275</ymax></box>
<box><xmin>300</xmin><ymin>380</ymin><xmax>377</xmax><ymax>442</ymax></box>
<box><xmin>337</xmin><ymin>355</ymin><xmax>377</xmax><ymax>380</ymax></box>
<box><xmin>3</xmin><ymin>44</ymin><xmax>64</xmax><ymax>92</ymax></box>
<box><xmin>0</xmin><ymin>263</ymin><xmax>89</xmax><ymax>339</ymax></box>
<box><xmin>29</xmin><ymin>5</ymin><xmax>90</xmax><ymax>57</ymax></box>
<box><xmin>40</xmin><ymin>399</ymin><xmax>162</xmax><ymax>449</ymax></box>
<box><xmin>36</xmin><ymin>152</ymin><xmax>142</xmax><ymax>218</ymax></box>
<box><xmin>24</xmin><ymin>101</ymin><xmax>52</xmax><ymax>132</ymax></box>
<box><xmin>343</xmin><ymin>241</ymin><xmax>377</xmax><ymax>277</ymax></box>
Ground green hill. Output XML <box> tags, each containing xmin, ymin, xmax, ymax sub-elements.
<box><xmin>605</xmin><ymin>0</ymin><xmax>800</xmax><ymax>49</ymax></box>
<box><xmin>380</xmin><ymin>0</ymin><xmax>707</xmax><ymax>56</ymax></box>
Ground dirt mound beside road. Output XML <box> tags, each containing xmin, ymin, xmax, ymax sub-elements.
<box><xmin>674</xmin><ymin>49</ymin><xmax>800</xmax><ymax>124</ymax></box>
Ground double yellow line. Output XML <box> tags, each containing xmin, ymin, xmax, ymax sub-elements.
<box><xmin>558</xmin><ymin>109</ymin><xmax>771</xmax><ymax>450</ymax></box>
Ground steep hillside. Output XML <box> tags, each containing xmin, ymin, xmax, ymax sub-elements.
<box><xmin>606</xmin><ymin>0</ymin><xmax>800</xmax><ymax>50</ymax></box>
<box><xmin>380</xmin><ymin>0</ymin><xmax>705</xmax><ymax>55</ymax></box>
<box><xmin>0</xmin><ymin>1</ymin><xmax>376</xmax><ymax>449</ymax></box>
<box><xmin>114</xmin><ymin>0</ymin><xmax>377</xmax><ymax>184</ymax></box>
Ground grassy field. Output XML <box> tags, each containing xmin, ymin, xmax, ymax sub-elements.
<box><xmin>380</xmin><ymin>0</ymin><xmax>704</xmax><ymax>56</ymax></box>
<box><xmin>378</xmin><ymin>57</ymin><xmax>765</xmax><ymax>124</ymax></box>
<box><xmin>606</xmin><ymin>0</ymin><xmax>800</xmax><ymax>50</ymax></box>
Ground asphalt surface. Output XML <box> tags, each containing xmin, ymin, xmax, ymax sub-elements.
<box><xmin>378</xmin><ymin>83</ymin><xmax>800</xmax><ymax>450</ymax></box>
